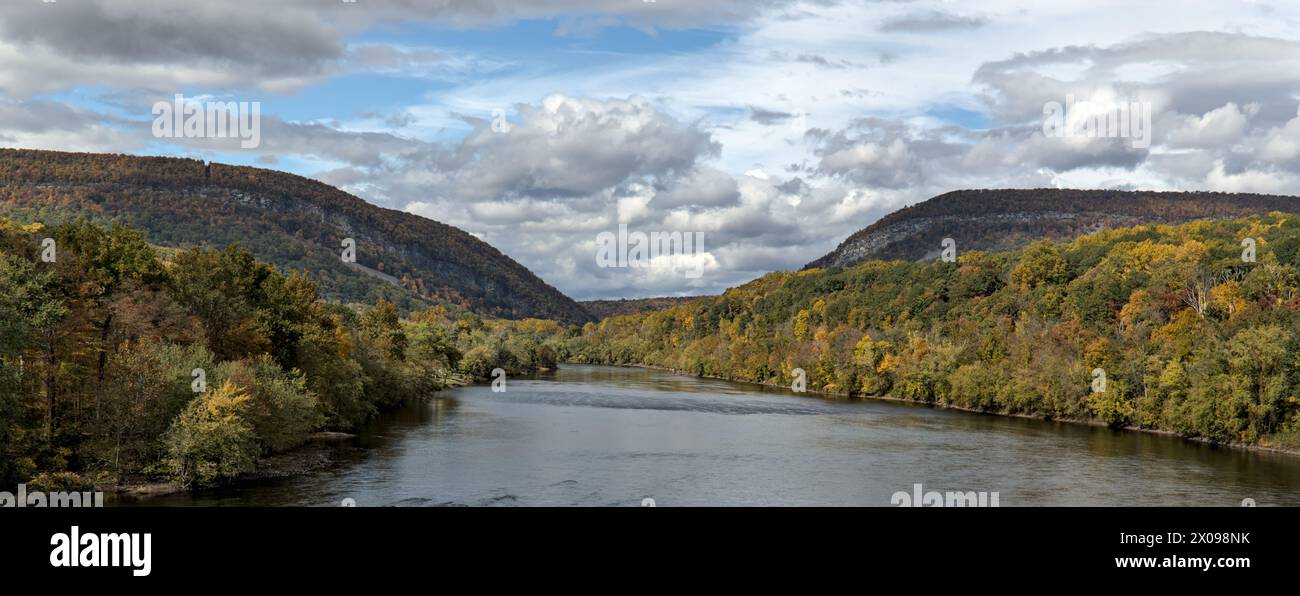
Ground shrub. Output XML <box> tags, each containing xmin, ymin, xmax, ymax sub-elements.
<box><xmin>458</xmin><ymin>345</ymin><xmax>498</xmax><ymax>378</ymax></box>
<box><xmin>26</xmin><ymin>471</ymin><xmax>96</xmax><ymax>492</ymax></box>
<box><xmin>162</xmin><ymin>381</ymin><xmax>258</xmax><ymax>488</ymax></box>
<box><xmin>218</xmin><ymin>355</ymin><xmax>323</xmax><ymax>454</ymax></box>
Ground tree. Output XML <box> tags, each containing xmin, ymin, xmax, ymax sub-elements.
<box><xmin>297</xmin><ymin>311</ymin><xmax>372</xmax><ymax>429</ymax></box>
<box><xmin>162</xmin><ymin>381</ymin><xmax>259</xmax><ymax>488</ymax></box>
<box><xmin>1222</xmin><ymin>325</ymin><xmax>1295</xmax><ymax>441</ymax></box>
<box><xmin>88</xmin><ymin>341</ymin><xmax>213</xmax><ymax>477</ymax></box>
<box><xmin>361</xmin><ymin>299</ymin><xmax>406</xmax><ymax>360</ymax></box>
<box><xmin>255</xmin><ymin>270</ymin><xmax>319</xmax><ymax>369</ymax></box>
<box><xmin>52</xmin><ymin>221</ymin><xmax>164</xmax><ymax>384</ymax></box>
<box><xmin>168</xmin><ymin>246</ymin><xmax>274</xmax><ymax>360</ymax></box>
<box><xmin>0</xmin><ymin>251</ymin><xmax>67</xmax><ymax>455</ymax></box>
<box><xmin>217</xmin><ymin>355</ymin><xmax>323</xmax><ymax>454</ymax></box>
<box><xmin>0</xmin><ymin>252</ymin><xmax>65</xmax><ymax>355</ymax></box>
<box><xmin>1011</xmin><ymin>240</ymin><xmax>1069</xmax><ymax>289</ymax></box>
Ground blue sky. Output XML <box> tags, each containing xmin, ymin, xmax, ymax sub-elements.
<box><xmin>4</xmin><ymin>1</ymin><xmax>1300</xmax><ymax>299</ymax></box>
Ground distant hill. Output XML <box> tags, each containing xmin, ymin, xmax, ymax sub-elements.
<box><xmin>581</xmin><ymin>296</ymin><xmax>704</xmax><ymax>320</ymax></box>
<box><xmin>807</xmin><ymin>188</ymin><xmax>1300</xmax><ymax>269</ymax></box>
<box><xmin>0</xmin><ymin>149</ymin><xmax>593</xmax><ymax>323</ymax></box>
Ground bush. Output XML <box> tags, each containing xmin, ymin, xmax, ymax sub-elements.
<box><xmin>948</xmin><ymin>363</ymin><xmax>1000</xmax><ymax>410</ymax></box>
<box><xmin>297</xmin><ymin>321</ymin><xmax>372</xmax><ymax>430</ymax></box>
<box><xmin>1089</xmin><ymin>378</ymin><xmax>1134</xmax><ymax>427</ymax></box>
<box><xmin>218</xmin><ymin>355</ymin><xmax>323</xmax><ymax>454</ymax></box>
<box><xmin>162</xmin><ymin>381</ymin><xmax>259</xmax><ymax>488</ymax></box>
<box><xmin>458</xmin><ymin>345</ymin><xmax>498</xmax><ymax>378</ymax></box>
<box><xmin>27</xmin><ymin>471</ymin><xmax>96</xmax><ymax>492</ymax></box>
<box><xmin>89</xmin><ymin>341</ymin><xmax>214</xmax><ymax>477</ymax></box>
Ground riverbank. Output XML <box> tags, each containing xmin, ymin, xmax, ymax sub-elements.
<box><xmin>127</xmin><ymin>362</ymin><xmax>1300</xmax><ymax>506</ymax></box>
<box><xmin>110</xmin><ymin>360</ymin><xmax>1300</xmax><ymax>503</ymax></box>
<box><xmin>105</xmin><ymin>431</ymin><xmax>358</xmax><ymax>498</ymax></box>
<box><xmin>592</xmin><ymin>361</ymin><xmax>1300</xmax><ymax>459</ymax></box>
<box><xmin>106</xmin><ymin>368</ymin><xmax>521</xmax><ymax>499</ymax></box>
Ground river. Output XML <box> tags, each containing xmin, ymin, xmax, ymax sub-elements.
<box><xmin>131</xmin><ymin>364</ymin><xmax>1300</xmax><ymax>506</ymax></box>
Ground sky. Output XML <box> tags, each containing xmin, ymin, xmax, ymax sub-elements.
<box><xmin>3</xmin><ymin>0</ymin><xmax>1300</xmax><ymax>300</ymax></box>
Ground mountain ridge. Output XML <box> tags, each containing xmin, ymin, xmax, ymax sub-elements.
<box><xmin>0</xmin><ymin>148</ymin><xmax>594</xmax><ymax>323</ymax></box>
<box><xmin>807</xmin><ymin>188</ymin><xmax>1300</xmax><ymax>269</ymax></box>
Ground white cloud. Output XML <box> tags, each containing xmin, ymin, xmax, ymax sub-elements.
<box><xmin>1204</xmin><ymin>160</ymin><xmax>1291</xmax><ymax>193</ymax></box>
<box><xmin>1258</xmin><ymin>106</ymin><xmax>1300</xmax><ymax>163</ymax></box>
<box><xmin>1166</xmin><ymin>103</ymin><xmax>1256</xmax><ymax>148</ymax></box>
<box><xmin>8</xmin><ymin>0</ymin><xmax>1300</xmax><ymax>300</ymax></box>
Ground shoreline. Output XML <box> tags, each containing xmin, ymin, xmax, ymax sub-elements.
<box><xmin>110</xmin><ymin>360</ymin><xmax>1300</xmax><ymax>499</ymax></box>
<box><xmin>107</xmin><ymin>371</ymin><xmax>490</xmax><ymax>498</ymax></box>
<box><xmin>105</xmin><ymin>431</ymin><xmax>359</xmax><ymax>498</ymax></box>
<box><xmin>588</xmin><ymin>360</ymin><xmax>1300</xmax><ymax>459</ymax></box>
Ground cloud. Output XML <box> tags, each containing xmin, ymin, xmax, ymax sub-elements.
<box><xmin>973</xmin><ymin>32</ymin><xmax>1300</xmax><ymax>126</ymax></box>
<box><xmin>435</xmin><ymin>94</ymin><xmax>719</xmax><ymax>201</ymax></box>
<box><xmin>0</xmin><ymin>97</ymin><xmax>143</xmax><ymax>152</ymax></box>
<box><xmin>0</xmin><ymin>2</ymin><xmax>344</xmax><ymax>96</ymax></box>
<box><xmin>0</xmin><ymin>0</ymin><xmax>803</xmax><ymax>95</ymax></box>
<box><xmin>10</xmin><ymin>1</ymin><xmax>1300</xmax><ymax>301</ymax></box>
<box><xmin>652</xmin><ymin>166</ymin><xmax>741</xmax><ymax>208</ymax></box>
<box><xmin>880</xmin><ymin>10</ymin><xmax>987</xmax><ymax>33</ymax></box>
<box><xmin>1204</xmin><ymin>160</ymin><xmax>1292</xmax><ymax>193</ymax></box>
<box><xmin>1166</xmin><ymin>102</ymin><xmax>1256</xmax><ymax>148</ymax></box>
<box><xmin>749</xmin><ymin>105</ymin><xmax>797</xmax><ymax>125</ymax></box>
<box><xmin>310</xmin><ymin>94</ymin><xmax>785</xmax><ymax>298</ymax></box>
<box><xmin>1257</xmin><ymin>106</ymin><xmax>1300</xmax><ymax>163</ymax></box>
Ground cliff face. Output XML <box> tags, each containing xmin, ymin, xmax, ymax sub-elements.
<box><xmin>0</xmin><ymin>148</ymin><xmax>594</xmax><ymax>323</ymax></box>
<box><xmin>807</xmin><ymin>188</ymin><xmax>1300</xmax><ymax>268</ymax></box>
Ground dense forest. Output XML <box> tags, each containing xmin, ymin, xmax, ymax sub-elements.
<box><xmin>808</xmin><ymin>188</ymin><xmax>1300</xmax><ymax>268</ymax></box>
<box><xmin>0</xmin><ymin>149</ymin><xmax>593</xmax><ymax>323</ymax></box>
<box><xmin>0</xmin><ymin>216</ymin><xmax>563</xmax><ymax>491</ymax></box>
<box><xmin>561</xmin><ymin>213</ymin><xmax>1300</xmax><ymax>451</ymax></box>
<box><xmin>581</xmin><ymin>296</ymin><xmax>704</xmax><ymax>320</ymax></box>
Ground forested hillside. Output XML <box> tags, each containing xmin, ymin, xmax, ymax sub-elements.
<box><xmin>809</xmin><ymin>188</ymin><xmax>1300</xmax><ymax>268</ymax></box>
<box><xmin>563</xmin><ymin>213</ymin><xmax>1300</xmax><ymax>450</ymax></box>
<box><xmin>581</xmin><ymin>296</ymin><xmax>703</xmax><ymax>320</ymax></box>
<box><xmin>0</xmin><ymin>217</ymin><xmax>563</xmax><ymax>490</ymax></box>
<box><xmin>0</xmin><ymin>149</ymin><xmax>593</xmax><ymax>323</ymax></box>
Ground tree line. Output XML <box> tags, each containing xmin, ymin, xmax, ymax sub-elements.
<box><xmin>0</xmin><ymin>217</ymin><xmax>558</xmax><ymax>490</ymax></box>
<box><xmin>557</xmin><ymin>213</ymin><xmax>1300</xmax><ymax>451</ymax></box>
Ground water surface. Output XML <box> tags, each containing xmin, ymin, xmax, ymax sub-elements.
<box><xmin>133</xmin><ymin>364</ymin><xmax>1300</xmax><ymax>506</ymax></box>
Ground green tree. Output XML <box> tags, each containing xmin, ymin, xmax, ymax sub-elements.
<box><xmin>1011</xmin><ymin>240</ymin><xmax>1069</xmax><ymax>289</ymax></box>
<box><xmin>168</xmin><ymin>246</ymin><xmax>274</xmax><ymax>360</ymax></box>
<box><xmin>217</xmin><ymin>355</ymin><xmax>323</xmax><ymax>454</ymax></box>
<box><xmin>88</xmin><ymin>341</ymin><xmax>214</xmax><ymax>477</ymax></box>
<box><xmin>162</xmin><ymin>381</ymin><xmax>259</xmax><ymax>488</ymax></box>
